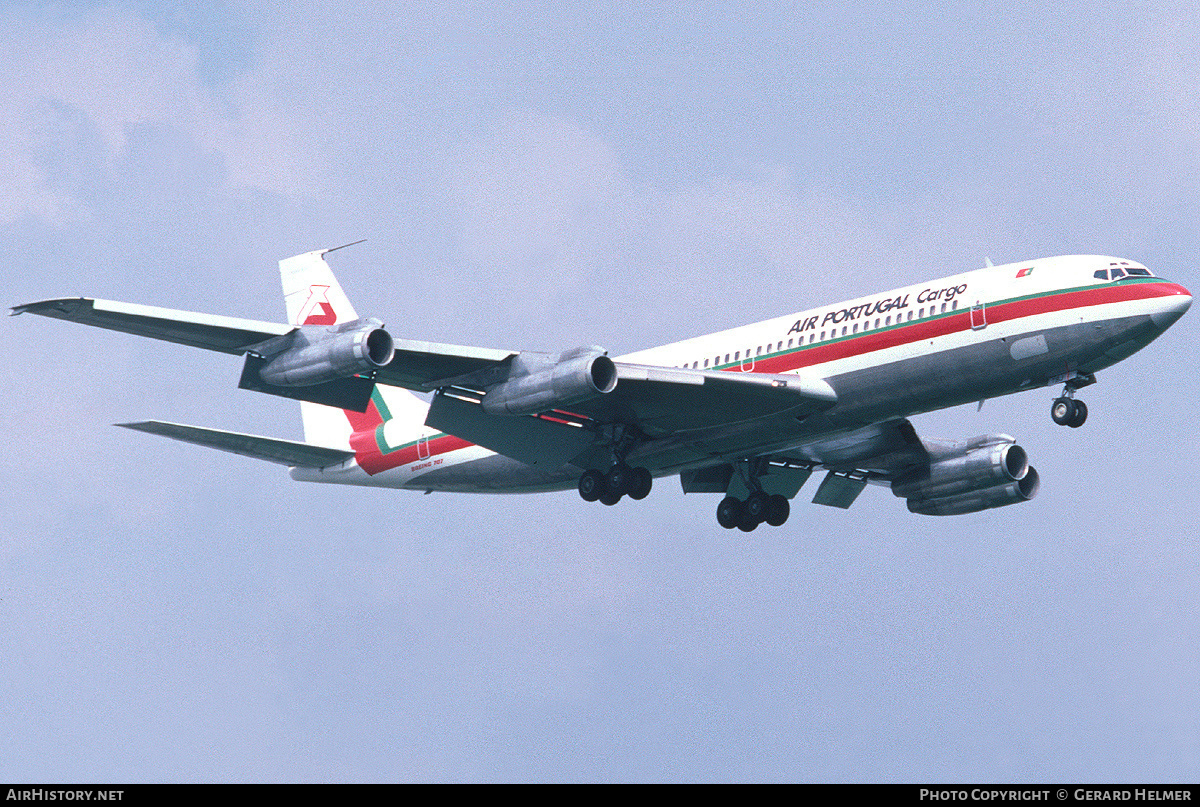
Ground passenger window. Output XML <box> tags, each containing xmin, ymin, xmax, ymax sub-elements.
<box><xmin>919</xmin><ymin>308</ymin><xmax>924</xmax><ymax>317</ymax></box>
<box><xmin>734</xmin><ymin>351</ymin><xmax>739</xmax><ymax>361</ymax></box>
<box><xmin>776</xmin><ymin>341</ymin><xmax>783</xmax><ymax>351</ymax></box>
<box><xmin>724</xmin><ymin>353</ymin><xmax>730</xmax><ymax>364</ymax></box>
<box><xmin>703</xmin><ymin>359</ymin><xmax>709</xmax><ymax>368</ymax></box>
<box><xmin>756</xmin><ymin>346</ymin><xmax>762</xmax><ymax>356</ymax></box>
<box><xmin>908</xmin><ymin>311</ymin><xmax>914</xmax><ymax>321</ymax></box>
<box><xmin>820</xmin><ymin>330</ymin><xmax>825</xmax><ymax>340</ymax></box>
<box><xmin>788</xmin><ymin>339</ymin><xmax>793</xmax><ymax>348</ymax></box>
<box><xmin>951</xmin><ymin>301</ymin><xmax>958</xmax><ymax>310</ymax></box>
<box><xmin>941</xmin><ymin>303</ymin><xmax>947</xmax><ymax>313</ymax></box>
<box><xmin>885</xmin><ymin>316</ymin><xmax>891</xmax><ymax>326</ymax></box>
<box><xmin>841</xmin><ymin>326</ymin><xmax>847</xmax><ymax>336</ymax></box>
<box><xmin>852</xmin><ymin>323</ymin><xmax>858</xmax><ymax>333</ymax></box>
<box><xmin>874</xmin><ymin>318</ymin><xmax>880</xmax><ymax>328</ymax></box>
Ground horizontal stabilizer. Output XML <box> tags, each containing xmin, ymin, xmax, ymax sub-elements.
<box><xmin>117</xmin><ymin>421</ymin><xmax>354</xmax><ymax>468</ymax></box>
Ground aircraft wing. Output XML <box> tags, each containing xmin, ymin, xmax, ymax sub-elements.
<box><xmin>376</xmin><ymin>343</ymin><xmax>840</xmax><ymax>435</ymax></box>
<box><xmin>13</xmin><ymin>296</ymin><xmax>839</xmax><ymax>460</ymax></box>
<box><xmin>11</xmin><ymin>297</ymin><xmax>292</xmax><ymax>354</ymax></box>
<box><xmin>12</xmin><ymin>297</ymin><xmax>518</xmax><ymax>387</ymax></box>
<box><xmin>374</xmin><ymin>339</ymin><xmax>516</xmax><ymax>390</ymax></box>
<box><xmin>426</xmin><ymin>361</ymin><xmax>839</xmax><ymax>470</ymax></box>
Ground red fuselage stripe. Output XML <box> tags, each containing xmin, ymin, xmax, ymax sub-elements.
<box><xmin>751</xmin><ymin>281</ymin><xmax>1181</xmax><ymax>374</ymax></box>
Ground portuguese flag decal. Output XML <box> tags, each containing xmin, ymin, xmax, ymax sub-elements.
<box><xmin>1015</xmin><ymin>266</ymin><xmax>1035</xmax><ymax>278</ymax></box>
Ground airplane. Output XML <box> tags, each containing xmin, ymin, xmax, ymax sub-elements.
<box><xmin>12</xmin><ymin>247</ymin><xmax>1191</xmax><ymax>530</ymax></box>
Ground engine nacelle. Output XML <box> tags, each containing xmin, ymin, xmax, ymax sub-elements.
<box><xmin>891</xmin><ymin>439</ymin><xmax>1029</xmax><ymax>500</ymax></box>
<box><xmin>481</xmin><ymin>347</ymin><xmax>618</xmax><ymax>416</ymax></box>
<box><xmin>258</xmin><ymin>319</ymin><xmax>395</xmax><ymax>387</ymax></box>
<box><xmin>907</xmin><ymin>467</ymin><xmax>1040</xmax><ymax>516</ymax></box>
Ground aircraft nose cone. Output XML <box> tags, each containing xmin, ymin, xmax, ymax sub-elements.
<box><xmin>1151</xmin><ymin>282</ymin><xmax>1192</xmax><ymax>329</ymax></box>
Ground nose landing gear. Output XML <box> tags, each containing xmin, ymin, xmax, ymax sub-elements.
<box><xmin>1050</xmin><ymin>371</ymin><xmax>1095</xmax><ymax>428</ymax></box>
<box><xmin>1051</xmin><ymin>396</ymin><xmax>1088</xmax><ymax>428</ymax></box>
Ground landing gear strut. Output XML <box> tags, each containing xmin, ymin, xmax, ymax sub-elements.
<box><xmin>578</xmin><ymin>463</ymin><xmax>652</xmax><ymax>506</ymax></box>
<box><xmin>1050</xmin><ymin>372</ymin><xmax>1094</xmax><ymax>428</ymax></box>
<box><xmin>716</xmin><ymin>493</ymin><xmax>790</xmax><ymax>532</ymax></box>
<box><xmin>577</xmin><ymin>424</ymin><xmax>653</xmax><ymax>507</ymax></box>
<box><xmin>715</xmin><ymin>459</ymin><xmax>792</xmax><ymax>531</ymax></box>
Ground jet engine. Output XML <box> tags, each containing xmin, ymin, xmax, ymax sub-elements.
<box><xmin>906</xmin><ymin>467</ymin><xmax>1039</xmax><ymax>516</ymax></box>
<box><xmin>258</xmin><ymin>318</ymin><xmax>395</xmax><ymax>387</ymax></box>
<box><xmin>893</xmin><ymin>435</ymin><xmax>1040</xmax><ymax>516</ymax></box>
<box><xmin>481</xmin><ymin>346</ymin><xmax>618</xmax><ymax>416</ymax></box>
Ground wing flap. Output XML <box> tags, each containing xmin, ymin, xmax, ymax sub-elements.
<box><xmin>811</xmin><ymin>472</ymin><xmax>869</xmax><ymax>508</ymax></box>
<box><xmin>425</xmin><ymin>392</ymin><xmax>596</xmax><ymax>468</ymax></box>
<box><xmin>118</xmin><ymin>421</ymin><xmax>354</xmax><ymax>468</ymax></box>
<box><xmin>12</xmin><ymin>298</ymin><xmax>292</xmax><ymax>354</ymax></box>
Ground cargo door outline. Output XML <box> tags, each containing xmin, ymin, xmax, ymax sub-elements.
<box><xmin>971</xmin><ymin>300</ymin><xmax>987</xmax><ymax>330</ymax></box>
<box><xmin>741</xmin><ymin>349</ymin><xmax>755</xmax><ymax>372</ymax></box>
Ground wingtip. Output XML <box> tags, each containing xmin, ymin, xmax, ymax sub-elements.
<box><xmin>9</xmin><ymin>298</ymin><xmax>89</xmax><ymax>318</ymax></box>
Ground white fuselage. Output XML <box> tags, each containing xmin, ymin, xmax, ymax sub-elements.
<box><xmin>292</xmin><ymin>255</ymin><xmax>1191</xmax><ymax>492</ymax></box>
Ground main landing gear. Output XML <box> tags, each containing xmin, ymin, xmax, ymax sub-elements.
<box><xmin>716</xmin><ymin>492</ymin><xmax>790</xmax><ymax>532</ymax></box>
<box><xmin>578</xmin><ymin>463</ymin><xmax>652</xmax><ymax>506</ymax></box>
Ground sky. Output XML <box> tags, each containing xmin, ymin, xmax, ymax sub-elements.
<box><xmin>2</xmin><ymin>0</ymin><xmax>1198</xmax><ymax>783</ymax></box>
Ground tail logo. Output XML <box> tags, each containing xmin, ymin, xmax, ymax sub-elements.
<box><xmin>296</xmin><ymin>285</ymin><xmax>338</xmax><ymax>325</ymax></box>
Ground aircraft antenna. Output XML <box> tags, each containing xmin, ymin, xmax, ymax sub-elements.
<box><xmin>323</xmin><ymin>239</ymin><xmax>367</xmax><ymax>255</ymax></box>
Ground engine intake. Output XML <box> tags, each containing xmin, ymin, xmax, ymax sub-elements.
<box><xmin>481</xmin><ymin>346</ymin><xmax>618</xmax><ymax>416</ymax></box>
<box><xmin>258</xmin><ymin>318</ymin><xmax>395</xmax><ymax>387</ymax></box>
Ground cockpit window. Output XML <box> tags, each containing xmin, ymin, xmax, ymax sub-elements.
<box><xmin>1126</xmin><ymin>266</ymin><xmax>1152</xmax><ymax>277</ymax></box>
<box><xmin>1111</xmin><ymin>267</ymin><xmax>1126</xmax><ymax>280</ymax></box>
<box><xmin>1094</xmin><ymin>269</ymin><xmax>1109</xmax><ymax>280</ymax></box>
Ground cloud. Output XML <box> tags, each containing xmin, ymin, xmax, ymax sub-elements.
<box><xmin>0</xmin><ymin>5</ymin><xmax>354</xmax><ymax>228</ymax></box>
<box><xmin>435</xmin><ymin>113</ymin><xmax>910</xmax><ymax>349</ymax></box>
<box><xmin>0</xmin><ymin>8</ymin><xmax>229</xmax><ymax>225</ymax></box>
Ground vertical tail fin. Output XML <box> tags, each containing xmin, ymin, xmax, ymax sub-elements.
<box><xmin>280</xmin><ymin>245</ymin><xmax>362</xmax><ymax>327</ymax></box>
<box><xmin>279</xmin><ymin>245</ymin><xmax>426</xmax><ymax>451</ymax></box>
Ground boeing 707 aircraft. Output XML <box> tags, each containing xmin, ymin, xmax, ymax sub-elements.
<box><xmin>13</xmin><ymin>248</ymin><xmax>1191</xmax><ymax>530</ymax></box>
